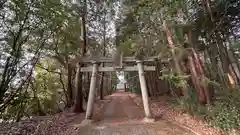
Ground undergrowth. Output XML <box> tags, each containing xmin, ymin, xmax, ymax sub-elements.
<box><xmin>173</xmin><ymin>88</ymin><xmax>240</xmax><ymax>131</ymax></box>
<box><xmin>210</xmin><ymin>90</ymin><xmax>240</xmax><ymax>131</ymax></box>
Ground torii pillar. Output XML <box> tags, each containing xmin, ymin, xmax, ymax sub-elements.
<box><xmin>136</xmin><ymin>60</ymin><xmax>155</xmax><ymax>122</ymax></box>
<box><xmin>81</xmin><ymin>61</ymin><xmax>98</xmax><ymax>125</ymax></box>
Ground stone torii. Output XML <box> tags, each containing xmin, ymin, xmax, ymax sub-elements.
<box><xmin>77</xmin><ymin>52</ymin><xmax>157</xmax><ymax>125</ymax></box>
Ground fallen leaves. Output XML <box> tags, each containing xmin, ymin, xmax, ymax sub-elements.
<box><xmin>129</xmin><ymin>94</ymin><xmax>227</xmax><ymax>135</ymax></box>
<box><xmin>0</xmin><ymin>99</ymin><xmax>106</xmax><ymax>135</ymax></box>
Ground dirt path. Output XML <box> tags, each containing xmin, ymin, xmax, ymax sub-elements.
<box><xmin>101</xmin><ymin>91</ymin><xmax>144</xmax><ymax>123</ymax></box>
<box><xmin>73</xmin><ymin>90</ymin><xmax>195</xmax><ymax>135</ymax></box>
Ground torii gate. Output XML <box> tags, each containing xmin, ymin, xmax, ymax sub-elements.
<box><xmin>78</xmin><ymin>53</ymin><xmax>157</xmax><ymax>124</ymax></box>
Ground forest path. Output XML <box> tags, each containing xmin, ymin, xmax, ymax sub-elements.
<box><xmin>71</xmin><ymin>90</ymin><xmax>195</xmax><ymax>135</ymax></box>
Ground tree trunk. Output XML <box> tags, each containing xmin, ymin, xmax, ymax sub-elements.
<box><xmin>218</xmin><ymin>42</ymin><xmax>236</xmax><ymax>88</ymax></box>
<box><xmin>191</xmin><ymin>49</ymin><xmax>211</xmax><ymax>104</ymax></box>
<box><xmin>67</xmin><ymin>63</ymin><xmax>73</xmax><ymax>107</ymax></box>
<box><xmin>223</xmin><ymin>42</ymin><xmax>239</xmax><ymax>87</ymax></box>
<box><xmin>83</xmin><ymin>73</ymin><xmax>90</xmax><ymax>102</ymax></box>
<box><xmin>146</xmin><ymin>73</ymin><xmax>152</xmax><ymax>97</ymax></box>
<box><xmin>99</xmin><ymin>5</ymin><xmax>106</xmax><ymax>100</ymax></box>
<box><xmin>228</xmin><ymin>38</ymin><xmax>240</xmax><ymax>81</ymax></box>
<box><xmin>99</xmin><ymin>72</ymin><xmax>104</xmax><ymax>100</ymax></box>
<box><xmin>109</xmin><ymin>72</ymin><xmax>112</xmax><ymax>94</ymax></box>
<box><xmin>73</xmin><ymin>0</ymin><xmax>87</xmax><ymax>113</ymax></box>
<box><xmin>163</xmin><ymin>22</ymin><xmax>188</xmax><ymax>97</ymax></box>
<box><xmin>188</xmin><ymin>54</ymin><xmax>206</xmax><ymax>103</ymax></box>
<box><xmin>204</xmin><ymin>50</ymin><xmax>216</xmax><ymax>98</ymax></box>
<box><xmin>73</xmin><ymin>64</ymin><xmax>84</xmax><ymax>112</ymax></box>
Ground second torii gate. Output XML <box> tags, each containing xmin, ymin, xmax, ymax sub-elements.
<box><xmin>79</xmin><ymin>54</ymin><xmax>157</xmax><ymax>124</ymax></box>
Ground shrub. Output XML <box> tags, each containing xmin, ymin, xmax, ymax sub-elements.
<box><xmin>159</xmin><ymin>70</ymin><xmax>190</xmax><ymax>89</ymax></box>
<box><xmin>211</xmin><ymin>90</ymin><xmax>240</xmax><ymax>131</ymax></box>
<box><xmin>174</xmin><ymin>88</ymin><xmax>240</xmax><ymax>131</ymax></box>
<box><xmin>176</xmin><ymin>87</ymin><xmax>200</xmax><ymax>115</ymax></box>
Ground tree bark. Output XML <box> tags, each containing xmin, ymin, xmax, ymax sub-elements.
<box><xmin>67</xmin><ymin>63</ymin><xmax>73</xmax><ymax>107</ymax></box>
<box><xmin>73</xmin><ymin>0</ymin><xmax>87</xmax><ymax>113</ymax></box>
<box><xmin>99</xmin><ymin>4</ymin><xmax>106</xmax><ymax>100</ymax></box>
<box><xmin>99</xmin><ymin>72</ymin><xmax>104</xmax><ymax>100</ymax></box>
<box><xmin>73</xmin><ymin>64</ymin><xmax>84</xmax><ymax>112</ymax></box>
<box><xmin>188</xmin><ymin>54</ymin><xmax>206</xmax><ymax>103</ymax></box>
<box><xmin>223</xmin><ymin>42</ymin><xmax>239</xmax><ymax>87</ymax></box>
<box><xmin>163</xmin><ymin>22</ymin><xmax>188</xmax><ymax>97</ymax></box>
<box><xmin>191</xmin><ymin>49</ymin><xmax>211</xmax><ymax>104</ymax></box>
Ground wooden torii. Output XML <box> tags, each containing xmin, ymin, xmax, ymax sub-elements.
<box><xmin>78</xmin><ymin>53</ymin><xmax>157</xmax><ymax>124</ymax></box>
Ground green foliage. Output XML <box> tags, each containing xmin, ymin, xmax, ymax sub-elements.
<box><xmin>174</xmin><ymin>89</ymin><xmax>240</xmax><ymax>131</ymax></box>
<box><xmin>129</xmin><ymin>87</ymin><xmax>141</xmax><ymax>94</ymax></box>
<box><xmin>120</xmin><ymin>0</ymin><xmax>240</xmax><ymax>132</ymax></box>
<box><xmin>232</xmin><ymin>40</ymin><xmax>240</xmax><ymax>51</ymax></box>
<box><xmin>0</xmin><ymin>0</ymin><xmax>82</xmax><ymax>120</ymax></box>
<box><xmin>210</xmin><ymin>90</ymin><xmax>240</xmax><ymax>131</ymax></box>
<box><xmin>212</xmin><ymin>103</ymin><xmax>240</xmax><ymax>131</ymax></box>
<box><xmin>1</xmin><ymin>91</ymin><xmax>29</xmax><ymax>121</ymax></box>
<box><xmin>176</xmin><ymin>87</ymin><xmax>199</xmax><ymax>115</ymax></box>
<box><xmin>32</xmin><ymin>66</ymin><xmax>64</xmax><ymax>114</ymax></box>
<box><xmin>159</xmin><ymin>69</ymin><xmax>190</xmax><ymax>88</ymax></box>
<box><xmin>0</xmin><ymin>60</ymin><xmax>66</xmax><ymax>120</ymax></box>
